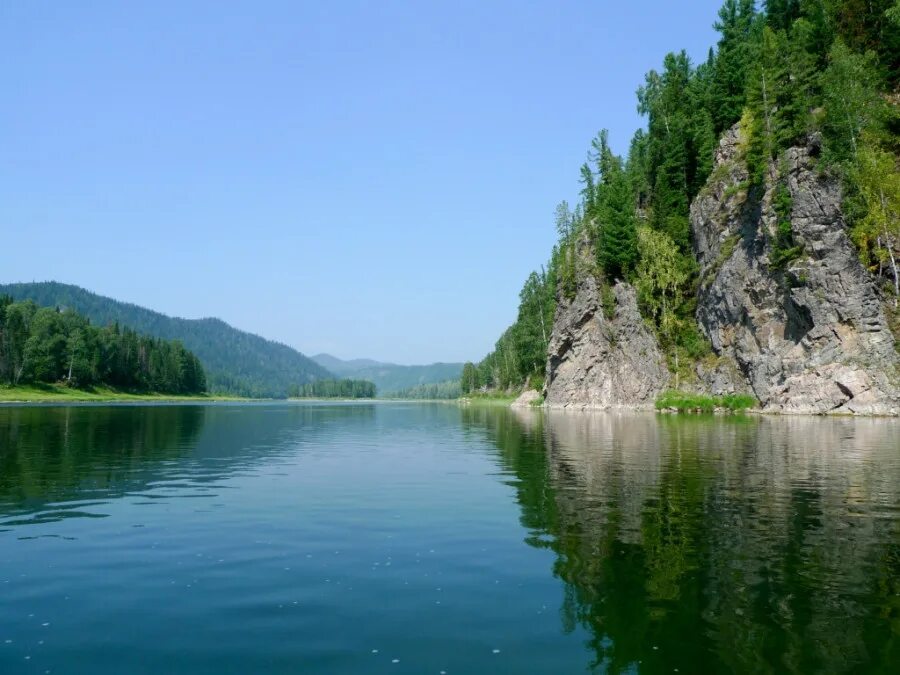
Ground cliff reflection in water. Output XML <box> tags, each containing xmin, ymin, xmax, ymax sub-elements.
<box><xmin>464</xmin><ymin>407</ymin><xmax>900</xmax><ymax>674</ymax></box>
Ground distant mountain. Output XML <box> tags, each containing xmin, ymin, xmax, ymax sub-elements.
<box><xmin>0</xmin><ymin>282</ymin><xmax>332</xmax><ymax>398</ymax></box>
<box><xmin>310</xmin><ymin>354</ymin><xmax>463</xmax><ymax>395</ymax></box>
<box><xmin>309</xmin><ymin>354</ymin><xmax>385</xmax><ymax>375</ymax></box>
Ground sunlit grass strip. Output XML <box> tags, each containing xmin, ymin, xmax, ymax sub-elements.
<box><xmin>0</xmin><ymin>384</ymin><xmax>237</xmax><ymax>403</ymax></box>
<box><xmin>459</xmin><ymin>392</ymin><xmax>519</xmax><ymax>405</ymax></box>
<box><xmin>655</xmin><ymin>390</ymin><xmax>757</xmax><ymax>413</ymax></box>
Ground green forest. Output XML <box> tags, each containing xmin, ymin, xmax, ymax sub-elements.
<box><xmin>386</xmin><ymin>379</ymin><xmax>461</xmax><ymax>400</ymax></box>
<box><xmin>0</xmin><ymin>297</ymin><xmax>207</xmax><ymax>394</ymax></box>
<box><xmin>463</xmin><ymin>0</ymin><xmax>900</xmax><ymax>394</ymax></box>
<box><xmin>311</xmin><ymin>353</ymin><xmax>464</xmax><ymax>396</ymax></box>
<box><xmin>0</xmin><ymin>282</ymin><xmax>331</xmax><ymax>397</ymax></box>
<box><xmin>291</xmin><ymin>379</ymin><xmax>377</xmax><ymax>399</ymax></box>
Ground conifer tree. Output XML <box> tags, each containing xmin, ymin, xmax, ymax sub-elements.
<box><xmin>711</xmin><ymin>0</ymin><xmax>759</xmax><ymax>133</ymax></box>
<box><xmin>765</xmin><ymin>0</ymin><xmax>802</xmax><ymax>30</ymax></box>
<box><xmin>596</xmin><ymin>148</ymin><xmax>639</xmax><ymax>280</ymax></box>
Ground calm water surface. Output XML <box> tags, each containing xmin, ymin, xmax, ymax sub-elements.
<box><xmin>0</xmin><ymin>403</ymin><xmax>898</xmax><ymax>674</ymax></box>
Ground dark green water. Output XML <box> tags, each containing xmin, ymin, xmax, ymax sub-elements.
<box><xmin>0</xmin><ymin>403</ymin><xmax>898</xmax><ymax>674</ymax></box>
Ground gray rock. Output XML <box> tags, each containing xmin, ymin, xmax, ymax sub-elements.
<box><xmin>544</xmin><ymin>276</ymin><xmax>670</xmax><ymax>409</ymax></box>
<box><xmin>692</xmin><ymin>125</ymin><xmax>900</xmax><ymax>415</ymax></box>
<box><xmin>693</xmin><ymin>357</ymin><xmax>753</xmax><ymax>397</ymax></box>
<box><xmin>511</xmin><ymin>389</ymin><xmax>542</xmax><ymax>408</ymax></box>
<box><xmin>541</xmin><ymin>124</ymin><xmax>898</xmax><ymax>415</ymax></box>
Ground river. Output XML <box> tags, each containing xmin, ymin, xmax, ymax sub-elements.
<box><xmin>1</xmin><ymin>402</ymin><xmax>898</xmax><ymax>673</ymax></box>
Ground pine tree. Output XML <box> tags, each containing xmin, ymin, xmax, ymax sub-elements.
<box><xmin>596</xmin><ymin>150</ymin><xmax>639</xmax><ymax>280</ymax></box>
<box><xmin>711</xmin><ymin>0</ymin><xmax>759</xmax><ymax>133</ymax></box>
<box><xmin>637</xmin><ymin>51</ymin><xmax>696</xmax><ymax>252</ymax></box>
<box><xmin>555</xmin><ymin>201</ymin><xmax>578</xmax><ymax>299</ymax></box>
<box><xmin>746</xmin><ymin>25</ymin><xmax>790</xmax><ymax>179</ymax></box>
<box><xmin>765</xmin><ymin>0</ymin><xmax>802</xmax><ymax>30</ymax></box>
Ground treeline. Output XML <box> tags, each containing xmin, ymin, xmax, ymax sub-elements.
<box><xmin>290</xmin><ymin>379</ymin><xmax>376</xmax><ymax>398</ymax></box>
<box><xmin>0</xmin><ymin>297</ymin><xmax>206</xmax><ymax>394</ymax></box>
<box><xmin>460</xmin><ymin>266</ymin><xmax>557</xmax><ymax>393</ymax></box>
<box><xmin>465</xmin><ymin>0</ymin><xmax>900</xmax><ymax>393</ymax></box>
<box><xmin>0</xmin><ymin>282</ymin><xmax>332</xmax><ymax>398</ymax></box>
<box><xmin>385</xmin><ymin>379</ymin><xmax>461</xmax><ymax>400</ymax></box>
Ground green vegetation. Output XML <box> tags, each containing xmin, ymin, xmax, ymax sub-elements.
<box><xmin>0</xmin><ymin>383</ymin><xmax>223</xmax><ymax>403</ymax></box>
<box><xmin>0</xmin><ymin>296</ymin><xmax>206</xmax><ymax>395</ymax></box>
<box><xmin>849</xmin><ymin>140</ymin><xmax>900</xmax><ymax>305</ymax></box>
<box><xmin>0</xmin><ymin>282</ymin><xmax>332</xmax><ymax>397</ymax></box>
<box><xmin>310</xmin><ymin>354</ymin><xmax>463</xmax><ymax>396</ymax></box>
<box><xmin>460</xmin><ymin>265</ymin><xmax>557</xmax><ymax>394</ymax></box>
<box><xmin>385</xmin><ymin>379</ymin><xmax>460</xmax><ymax>400</ymax></box>
<box><xmin>600</xmin><ymin>281</ymin><xmax>617</xmax><ymax>320</ymax></box>
<box><xmin>702</xmin><ymin>233</ymin><xmax>741</xmax><ymax>288</ymax></box>
<box><xmin>291</xmin><ymin>379</ymin><xmax>376</xmax><ymax>399</ymax></box>
<box><xmin>769</xmin><ymin>173</ymin><xmax>804</xmax><ymax>269</ymax></box>
<box><xmin>655</xmin><ymin>390</ymin><xmax>758</xmax><ymax>412</ymax></box>
<box><xmin>467</xmin><ymin>0</ymin><xmax>900</xmax><ymax>395</ymax></box>
<box><xmin>460</xmin><ymin>392</ymin><xmax>519</xmax><ymax>405</ymax></box>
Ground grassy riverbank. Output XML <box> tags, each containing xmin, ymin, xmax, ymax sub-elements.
<box><xmin>0</xmin><ymin>384</ymin><xmax>244</xmax><ymax>403</ymax></box>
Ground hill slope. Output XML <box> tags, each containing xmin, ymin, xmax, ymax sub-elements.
<box><xmin>0</xmin><ymin>282</ymin><xmax>332</xmax><ymax>397</ymax></box>
<box><xmin>311</xmin><ymin>354</ymin><xmax>463</xmax><ymax>395</ymax></box>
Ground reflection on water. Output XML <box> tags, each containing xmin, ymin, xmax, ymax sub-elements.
<box><xmin>0</xmin><ymin>403</ymin><xmax>378</xmax><ymax>528</ymax></box>
<box><xmin>464</xmin><ymin>407</ymin><xmax>900</xmax><ymax>673</ymax></box>
<box><xmin>0</xmin><ymin>405</ymin><xmax>206</xmax><ymax>526</ymax></box>
<box><xmin>0</xmin><ymin>403</ymin><xmax>897</xmax><ymax>674</ymax></box>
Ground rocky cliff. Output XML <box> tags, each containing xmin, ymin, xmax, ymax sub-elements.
<box><xmin>544</xmin><ymin>276</ymin><xmax>670</xmax><ymax>409</ymax></box>
<box><xmin>545</xmin><ymin>126</ymin><xmax>900</xmax><ymax>414</ymax></box>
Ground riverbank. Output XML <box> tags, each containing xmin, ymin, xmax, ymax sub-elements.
<box><xmin>459</xmin><ymin>393</ymin><xmax>519</xmax><ymax>406</ymax></box>
<box><xmin>0</xmin><ymin>384</ymin><xmax>245</xmax><ymax>404</ymax></box>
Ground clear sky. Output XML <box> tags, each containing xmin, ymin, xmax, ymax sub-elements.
<box><xmin>2</xmin><ymin>0</ymin><xmax>723</xmax><ymax>364</ymax></box>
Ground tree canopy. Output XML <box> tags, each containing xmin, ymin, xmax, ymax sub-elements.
<box><xmin>0</xmin><ymin>297</ymin><xmax>206</xmax><ymax>394</ymax></box>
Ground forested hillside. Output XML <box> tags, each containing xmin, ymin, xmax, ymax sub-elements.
<box><xmin>385</xmin><ymin>380</ymin><xmax>461</xmax><ymax>400</ymax></box>
<box><xmin>464</xmin><ymin>0</ymin><xmax>900</xmax><ymax>394</ymax></box>
<box><xmin>311</xmin><ymin>354</ymin><xmax>464</xmax><ymax>396</ymax></box>
<box><xmin>0</xmin><ymin>296</ymin><xmax>206</xmax><ymax>394</ymax></box>
<box><xmin>0</xmin><ymin>282</ymin><xmax>332</xmax><ymax>397</ymax></box>
<box><xmin>291</xmin><ymin>379</ymin><xmax>376</xmax><ymax>399</ymax></box>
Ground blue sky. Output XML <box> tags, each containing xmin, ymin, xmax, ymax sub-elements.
<box><xmin>1</xmin><ymin>0</ymin><xmax>723</xmax><ymax>364</ymax></box>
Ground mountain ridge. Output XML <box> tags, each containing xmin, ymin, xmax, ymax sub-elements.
<box><xmin>0</xmin><ymin>281</ymin><xmax>332</xmax><ymax>398</ymax></box>
<box><xmin>310</xmin><ymin>353</ymin><xmax>463</xmax><ymax>394</ymax></box>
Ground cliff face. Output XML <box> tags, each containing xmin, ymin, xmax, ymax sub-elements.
<box><xmin>545</xmin><ymin>126</ymin><xmax>900</xmax><ymax>414</ymax></box>
<box><xmin>544</xmin><ymin>276</ymin><xmax>670</xmax><ymax>409</ymax></box>
<box><xmin>694</xmin><ymin>127</ymin><xmax>899</xmax><ymax>414</ymax></box>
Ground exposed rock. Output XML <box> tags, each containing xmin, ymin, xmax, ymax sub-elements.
<box><xmin>544</xmin><ymin>277</ymin><xmax>670</xmax><ymax>409</ymax></box>
<box><xmin>542</xmin><ymin>122</ymin><xmax>898</xmax><ymax>415</ymax></box>
<box><xmin>692</xmin><ymin>125</ymin><xmax>900</xmax><ymax>414</ymax></box>
<box><xmin>693</xmin><ymin>357</ymin><xmax>753</xmax><ymax>397</ymax></box>
<box><xmin>511</xmin><ymin>389</ymin><xmax>542</xmax><ymax>408</ymax></box>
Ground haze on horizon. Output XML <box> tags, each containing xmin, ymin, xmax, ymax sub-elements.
<box><xmin>1</xmin><ymin>0</ymin><xmax>721</xmax><ymax>365</ymax></box>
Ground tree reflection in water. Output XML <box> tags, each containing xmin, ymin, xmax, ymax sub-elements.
<box><xmin>463</xmin><ymin>406</ymin><xmax>900</xmax><ymax>674</ymax></box>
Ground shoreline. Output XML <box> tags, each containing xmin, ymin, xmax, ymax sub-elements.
<box><xmin>535</xmin><ymin>403</ymin><xmax>900</xmax><ymax>418</ymax></box>
<box><xmin>0</xmin><ymin>385</ymin><xmax>252</xmax><ymax>405</ymax></box>
<box><xmin>0</xmin><ymin>390</ymin><xmax>463</xmax><ymax>405</ymax></box>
